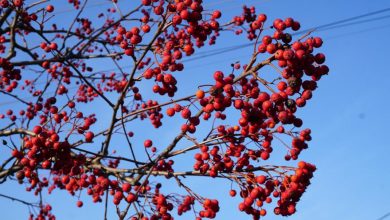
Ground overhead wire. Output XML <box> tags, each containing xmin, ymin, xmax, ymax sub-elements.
<box><xmin>184</xmin><ymin>7</ymin><xmax>390</xmax><ymax>63</ymax></box>
<box><xmin>377</xmin><ymin>212</ymin><xmax>390</xmax><ymax>220</ymax></box>
<box><xmin>308</xmin><ymin>14</ymin><xmax>390</xmax><ymax>33</ymax></box>
<box><xmin>326</xmin><ymin>23</ymin><xmax>390</xmax><ymax>40</ymax></box>
<box><xmin>294</xmin><ymin>7</ymin><xmax>390</xmax><ymax>35</ymax></box>
<box><xmin>173</xmin><ymin>7</ymin><xmax>390</xmax><ymax>60</ymax></box>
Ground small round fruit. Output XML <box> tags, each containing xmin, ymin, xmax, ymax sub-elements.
<box><xmin>46</xmin><ymin>5</ymin><xmax>54</xmax><ymax>12</ymax></box>
<box><xmin>144</xmin><ymin>139</ymin><xmax>152</xmax><ymax>148</ymax></box>
<box><xmin>85</xmin><ymin>131</ymin><xmax>94</xmax><ymax>143</ymax></box>
<box><xmin>33</xmin><ymin>126</ymin><xmax>43</xmax><ymax>134</ymax></box>
<box><xmin>196</xmin><ymin>90</ymin><xmax>205</xmax><ymax>99</ymax></box>
<box><xmin>76</xmin><ymin>200</ymin><xmax>83</xmax><ymax>207</ymax></box>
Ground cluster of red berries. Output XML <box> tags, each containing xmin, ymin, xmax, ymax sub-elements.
<box><xmin>68</xmin><ymin>0</ymin><xmax>81</xmax><ymax>10</ymax></box>
<box><xmin>140</xmin><ymin>100</ymin><xmax>164</xmax><ymax>128</ymax></box>
<box><xmin>76</xmin><ymin>84</ymin><xmax>100</xmax><ymax>102</ymax></box>
<box><xmin>154</xmin><ymin>159</ymin><xmax>174</xmax><ymax>173</ymax></box>
<box><xmin>199</xmin><ymin>199</ymin><xmax>220</xmax><ymax>219</ymax></box>
<box><xmin>177</xmin><ymin>196</ymin><xmax>196</xmax><ymax>216</ymax></box>
<box><xmin>165</xmin><ymin>103</ymin><xmax>201</xmax><ymax>134</ymax></box>
<box><xmin>233</xmin><ymin>6</ymin><xmax>266</xmax><ymax>40</ymax></box>
<box><xmin>0</xmin><ymin>58</ymin><xmax>21</xmax><ymax>92</ymax></box>
<box><xmin>199</xmin><ymin>72</ymin><xmax>234</xmax><ymax>114</ymax></box>
<box><xmin>39</xmin><ymin>42</ymin><xmax>58</xmax><ymax>53</ymax></box>
<box><xmin>28</xmin><ymin>204</ymin><xmax>55</xmax><ymax>220</ymax></box>
<box><xmin>13</xmin><ymin>130</ymin><xmax>76</xmax><ymax>194</ymax></box>
<box><xmin>222</xmin><ymin>162</ymin><xmax>316</xmax><ymax>219</ymax></box>
<box><xmin>115</xmin><ymin>26</ymin><xmax>143</xmax><ymax>57</ymax></box>
<box><xmin>152</xmin><ymin>193</ymin><xmax>175</xmax><ymax>218</ymax></box>
<box><xmin>152</xmin><ymin>73</ymin><xmax>178</xmax><ymax>97</ymax></box>
<box><xmin>76</xmin><ymin>18</ymin><xmax>93</xmax><ymax>35</ymax></box>
<box><xmin>193</xmin><ymin>145</ymin><xmax>223</xmax><ymax>178</ymax></box>
<box><xmin>0</xmin><ymin>36</ymin><xmax>6</xmax><ymax>53</ymax></box>
<box><xmin>275</xmin><ymin>161</ymin><xmax>316</xmax><ymax>216</ymax></box>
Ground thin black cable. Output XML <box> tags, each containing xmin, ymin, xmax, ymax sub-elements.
<box><xmin>181</xmin><ymin>7</ymin><xmax>390</xmax><ymax>63</ymax></box>
<box><xmin>315</xmin><ymin>14</ymin><xmax>390</xmax><ymax>33</ymax></box>
<box><xmin>326</xmin><ymin>23</ymin><xmax>390</xmax><ymax>40</ymax></box>
<box><xmin>377</xmin><ymin>212</ymin><xmax>390</xmax><ymax>220</ymax></box>
<box><xmin>295</xmin><ymin>7</ymin><xmax>390</xmax><ymax>35</ymax></box>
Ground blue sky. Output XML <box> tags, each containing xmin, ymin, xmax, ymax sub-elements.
<box><xmin>1</xmin><ymin>0</ymin><xmax>390</xmax><ymax>219</ymax></box>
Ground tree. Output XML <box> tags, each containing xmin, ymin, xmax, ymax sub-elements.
<box><xmin>0</xmin><ymin>0</ymin><xmax>329</xmax><ymax>219</ymax></box>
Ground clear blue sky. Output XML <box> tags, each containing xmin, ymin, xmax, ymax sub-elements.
<box><xmin>1</xmin><ymin>0</ymin><xmax>390</xmax><ymax>219</ymax></box>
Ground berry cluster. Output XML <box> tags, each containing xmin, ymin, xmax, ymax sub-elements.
<box><xmin>28</xmin><ymin>204</ymin><xmax>55</xmax><ymax>220</ymax></box>
<box><xmin>199</xmin><ymin>199</ymin><xmax>220</xmax><ymax>219</ymax></box>
<box><xmin>0</xmin><ymin>58</ymin><xmax>21</xmax><ymax>92</ymax></box>
<box><xmin>230</xmin><ymin>162</ymin><xmax>316</xmax><ymax>219</ymax></box>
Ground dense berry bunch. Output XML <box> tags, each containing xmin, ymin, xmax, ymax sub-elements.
<box><xmin>28</xmin><ymin>204</ymin><xmax>55</xmax><ymax>220</ymax></box>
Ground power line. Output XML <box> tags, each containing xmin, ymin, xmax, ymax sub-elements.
<box><xmin>314</xmin><ymin>14</ymin><xmax>390</xmax><ymax>33</ymax></box>
<box><xmin>295</xmin><ymin>7</ymin><xmax>390</xmax><ymax>35</ymax></box>
<box><xmin>326</xmin><ymin>23</ymin><xmax>390</xmax><ymax>40</ymax></box>
<box><xmin>182</xmin><ymin>7</ymin><xmax>390</xmax><ymax>63</ymax></box>
<box><xmin>377</xmin><ymin>212</ymin><xmax>390</xmax><ymax>220</ymax></box>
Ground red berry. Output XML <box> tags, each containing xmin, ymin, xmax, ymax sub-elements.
<box><xmin>50</xmin><ymin>133</ymin><xmax>59</xmax><ymax>142</ymax></box>
<box><xmin>262</xmin><ymin>36</ymin><xmax>272</xmax><ymax>45</ymax></box>
<box><xmin>142</xmin><ymin>0</ymin><xmax>151</xmax><ymax>5</ymax></box>
<box><xmin>166</xmin><ymin>108</ymin><xmax>175</xmax><ymax>117</ymax></box>
<box><xmin>212</xmin><ymin>10</ymin><xmax>222</xmax><ymax>19</ymax></box>
<box><xmin>266</xmin><ymin>44</ymin><xmax>276</xmax><ymax>54</ymax></box>
<box><xmin>33</xmin><ymin>126</ymin><xmax>42</xmax><ymax>134</ymax></box>
<box><xmin>313</xmin><ymin>37</ymin><xmax>323</xmax><ymax>48</ymax></box>
<box><xmin>76</xmin><ymin>200</ymin><xmax>83</xmax><ymax>207</ymax></box>
<box><xmin>46</xmin><ymin>5</ymin><xmax>54</xmax><ymax>12</ymax></box>
<box><xmin>122</xmin><ymin>183</ymin><xmax>131</xmax><ymax>192</ymax></box>
<box><xmin>144</xmin><ymin>139</ymin><xmax>152</xmax><ymax>148</ymax></box>
<box><xmin>298</xmin><ymin>161</ymin><xmax>306</xmax><ymax>168</ymax></box>
<box><xmin>213</xmin><ymin>71</ymin><xmax>224</xmax><ymax>81</ymax></box>
<box><xmin>85</xmin><ymin>131</ymin><xmax>94</xmax><ymax>143</ymax></box>
<box><xmin>13</xmin><ymin>0</ymin><xmax>23</xmax><ymax>7</ymax></box>
<box><xmin>117</xmin><ymin>27</ymin><xmax>126</xmax><ymax>35</ymax></box>
<box><xmin>181</xmin><ymin>108</ymin><xmax>191</xmax><ymax>119</ymax></box>
<box><xmin>68</xmin><ymin>101</ymin><xmax>75</xmax><ymax>108</ymax></box>
<box><xmin>142</xmin><ymin>24</ymin><xmax>150</xmax><ymax>33</ymax></box>
<box><xmin>126</xmin><ymin>193</ymin><xmax>137</xmax><ymax>203</ymax></box>
<box><xmin>283</xmin><ymin>49</ymin><xmax>295</xmax><ymax>60</ymax></box>
<box><xmin>260</xmin><ymin>151</ymin><xmax>269</xmax><ymax>160</ymax></box>
<box><xmin>49</xmin><ymin>42</ymin><xmax>58</xmax><ymax>50</ymax></box>
<box><xmin>256</xmin><ymin>175</ymin><xmax>266</xmax><ymax>184</ymax></box>
<box><xmin>258</xmin><ymin>14</ymin><xmax>267</xmax><ymax>22</ymax></box>
<box><xmin>196</xmin><ymin>90</ymin><xmax>205</xmax><ymax>99</ymax></box>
